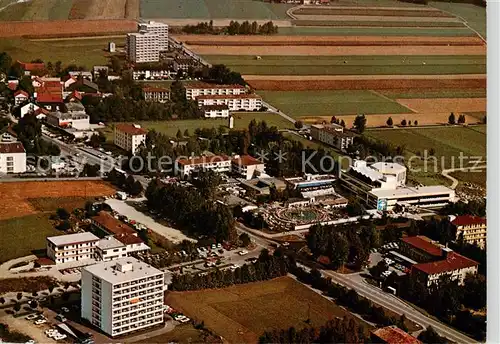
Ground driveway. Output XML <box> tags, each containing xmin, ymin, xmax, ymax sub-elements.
<box><xmin>105</xmin><ymin>198</ymin><xmax>196</xmax><ymax>244</ymax></box>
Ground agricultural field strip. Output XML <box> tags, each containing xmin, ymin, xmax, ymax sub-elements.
<box><xmin>277</xmin><ymin>27</ymin><xmax>477</xmax><ymax>36</ymax></box>
<box><xmin>292</xmin><ymin>7</ymin><xmax>452</xmax><ymax>16</ymax></box>
<box><xmin>292</xmin><ymin>15</ymin><xmax>462</xmax><ymax>22</ymax></box>
<box><xmin>291</xmin><ymin>20</ymin><xmax>466</xmax><ymax>27</ymax></box>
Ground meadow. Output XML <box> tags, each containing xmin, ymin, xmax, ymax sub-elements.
<box><xmin>429</xmin><ymin>1</ymin><xmax>486</xmax><ymax>38</ymax></box>
<box><xmin>259</xmin><ymin>90</ymin><xmax>413</xmax><ymax>118</ymax></box>
<box><xmin>379</xmin><ymin>88</ymin><xmax>486</xmax><ymax>99</ymax></box>
<box><xmin>277</xmin><ymin>26</ymin><xmax>476</xmax><ymax>36</ymax></box>
<box><xmin>202</xmin><ymin>55</ymin><xmax>486</xmax><ymax>76</ymax></box>
<box><xmin>165</xmin><ymin>277</ymin><xmax>371</xmax><ymax>343</ymax></box>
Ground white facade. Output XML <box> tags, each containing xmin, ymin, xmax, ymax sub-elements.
<box><xmin>185</xmin><ymin>83</ymin><xmax>247</xmax><ymax>100</ymax></box>
<box><xmin>0</xmin><ymin>142</ymin><xmax>26</xmax><ymax>173</ymax></box>
<box><xmin>14</xmin><ymin>92</ymin><xmax>28</xmax><ymax>106</ymax></box>
<box><xmin>96</xmin><ymin>236</ymin><xmax>150</xmax><ymax>262</ymax></box>
<box><xmin>138</xmin><ymin>21</ymin><xmax>169</xmax><ymax>51</ymax></box>
<box><xmin>20</xmin><ymin>102</ymin><xmax>39</xmax><ymax>118</ymax></box>
<box><xmin>143</xmin><ymin>87</ymin><xmax>170</xmax><ymax>103</ymax></box>
<box><xmin>231</xmin><ymin>155</ymin><xmax>266</xmax><ymax>180</ymax></box>
<box><xmin>114</xmin><ymin>124</ymin><xmax>147</xmax><ymax>155</ymax></box>
<box><xmin>81</xmin><ymin>257</ymin><xmax>164</xmax><ymax>337</ymax></box>
<box><xmin>202</xmin><ymin>106</ymin><xmax>230</xmax><ymax>118</ymax></box>
<box><xmin>197</xmin><ymin>95</ymin><xmax>262</xmax><ymax>111</ymax></box>
<box><xmin>127</xmin><ymin>33</ymin><xmax>160</xmax><ymax>63</ymax></box>
<box><xmin>310</xmin><ymin>124</ymin><xmax>354</xmax><ymax>152</ymax></box>
<box><xmin>371</xmin><ymin>162</ymin><xmax>407</xmax><ymax>187</ymax></box>
<box><xmin>46</xmin><ymin>232</ymin><xmax>99</xmax><ymax>264</ymax></box>
<box><xmin>176</xmin><ymin>155</ymin><xmax>232</xmax><ymax>178</ymax></box>
<box><xmin>132</xmin><ymin>69</ymin><xmax>172</xmax><ymax>80</ymax></box>
<box><xmin>46</xmin><ymin>112</ymin><xmax>90</xmax><ymax>130</ymax></box>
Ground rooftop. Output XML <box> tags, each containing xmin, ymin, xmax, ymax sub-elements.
<box><xmin>115</xmin><ymin>123</ymin><xmax>147</xmax><ymax>135</ymax></box>
<box><xmin>97</xmin><ymin>236</ymin><xmax>125</xmax><ymax>250</ymax></box>
<box><xmin>142</xmin><ymin>86</ymin><xmax>170</xmax><ymax>93</ymax></box>
<box><xmin>82</xmin><ymin>257</ymin><xmax>163</xmax><ymax>284</ymax></box>
<box><xmin>351</xmin><ymin>160</ymin><xmax>384</xmax><ymax>182</ymax></box>
<box><xmin>14</xmin><ymin>90</ymin><xmax>29</xmax><ymax>97</ymax></box>
<box><xmin>400</xmin><ymin>235</ymin><xmax>442</xmax><ymax>257</ymax></box>
<box><xmin>232</xmin><ymin>155</ymin><xmax>264</xmax><ymax>167</ymax></box>
<box><xmin>186</xmin><ymin>82</ymin><xmax>246</xmax><ymax>90</ymax></box>
<box><xmin>48</xmin><ymin>111</ymin><xmax>88</xmax><ymax>120</ymax></box>
<box><xmin>177</xmin><ymin>155</ymin><xmax>231</xmax><ymax>166</ymax></box>
<box><xmin>371</xmin><ymin>162</ymin><xmax>407</xmax><ymax>174</ymax></box>
<box><xmin>451</xmin><ymin>215</ymin><xmax>486</xmax><ymax>227</ymax></box>
<box><xmin>92</xmin><ymin>211</ymin><xmax>137</xmax><ymax>236</ymax></box>
<box><xmin>18</xmin><ymin>61</ymin><xmax>45</xmax><ymax>71</ymax></box>
<box><xmin>0</xmin><ymin>142</ymin><xmax>25</xmax><ymax>154</ymax></box>
<box><xmin>196</xmin><ymin>94</ymin><xmax>261</xmax><ymax>100</ymax></box>
<box><xmin>47</xmin><ymin>232</ymin><xmax>99</xmax><ymax>247</ymax></box>
<box><xmin>369</xmin><ymin>185</ymin><xmax>453</xmax><ymax>199</ymax></box>
<box><xmin>413</xmin><ymin>252</ymin><xmax>479</xmax><ymax>275</ymax></box>
<box><xmin>37</xmin><ymin>92</ymin><xmax>63</xmax><ymax>103</ymax></box>
<box><xmin>116</xmin><ymin>234</ymin><xmax>144</xmax><ymax>245</ymax></box>
<box><xmin>371</xmin><ymin>326</ymin><xmax>421</xmax><ymax>344</ymax></box>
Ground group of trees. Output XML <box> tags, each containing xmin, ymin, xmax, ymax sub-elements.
<box><xmin>14</xmin><ymin>113</ymin><xmax>61</xmax><ymax>156</ymax></box>
<box><xmin>330</xmin><ymin>116</ymin><xmax>346</xmax><ymax>127</ymax></box>
<box><xmin>182</xmin><ymin>20</ymin><xmax>278</xmax><ymax>35</ymax></box>
<box><xmin>145</xmin><ymin>178</ymin><xmax>236</xmax><ymax>242</ymax></box>
<box><xmin>448</xmin><ymin>112</ymin><xmax>466</xmax><ymax>125</ymax></box>
<box><xmin>386</xmin><ymin>117</ymin><xmax>419</xmax><ymax>127</ymax></box>
<box><xmin>347</xmin><ymin>135</ymin><xmax>404</xmax><ymax>160</ymax></box>
<box><xmin>306</xmin><ymin>223</ymin><xmax>380</xmax><ymax>270</ymax></box>
<box><xmin>170</xmin><ymin>249</ymin><xmax>288</xmax><ymax>291</ymax></box>
<box><xmin>107</xmin><ymin>169</ymin><xmax>144</xmax><ymax>196</ymax></box>
<box><xmin>353</xmin><ymin>114</ymin><xmax>366</xmax><ymax>133</ymax></box>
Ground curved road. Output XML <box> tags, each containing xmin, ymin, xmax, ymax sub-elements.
<box><xmin>442</xmin><ymin>165</ymin><xmax>486</xmax><ymax>189</ymax></box>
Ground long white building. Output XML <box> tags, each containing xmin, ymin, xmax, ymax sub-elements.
<box><xmin>197</xmin><ymin>94</ymin><xmax>262</xmax><ymax>111</ymax></box>
<box><xmin>81</xmin><ymin>257</ymin><xmax>164</xmax><ymax>337</ymax></box>
<box><xmin>0</xmin><ymin>142</ymin><xmax>26</xmax><ymax>173</ymax></box>
<box><xmin>46</xmin><ymin>232</ymin><xmax>99</xmax><ymax>264</ymax></box>
<box><xmin>185</xmin><ymin>83</ymin><xmax>247</xmax><ymax>100</ymax></box>
<box><xmin>176</xmin><ymin>155</ymin><xmax>232</xmax><ymax>178</ymax></box>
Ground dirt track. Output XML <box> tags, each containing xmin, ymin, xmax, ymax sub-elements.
<box><xmin>0</xmin><ymin>19</ymin><xmax>137</xmax><ymax>38</ymax></box>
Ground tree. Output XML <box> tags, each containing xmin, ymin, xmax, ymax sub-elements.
<box><xmin>89</xmin><ymin>133</ymin><xmax>102</xmax><ymax>148</ymax></box>
<box><xmin>13</xmin><ymin>303</ymin><xmax>21</xmax><ymax>313</ymax></box>
<box><xmin>418</xmin><ymin>326</ymin><xmax>448</xmax><ymax>344</ymax></box>
<box><xmin>129</xmin><ymin>180</ymin><xmax>144</xmax><ymax>196</ymax></box>
<box><xmin>16</xmin><ymin>293</ymin><xmax>22</xmax><ymax>301</ymax></box>
<box><xmin>294</xmin><ymin>120</ymin><xmax>303</xmax><ymax>130</ymax></box>
<box><xmin>353</xmin><ymin>114</ymin><xmax>366</xmax><ymax>133</ymax></box>
<box><xmin>448</xmin><ymin>112</ymin><xmax>456</xmax><ymax>125</ymax></box>
<box><xmin>19</xmin><ymin>75</ymin><xmax>34</xmax><ymax>96</ymax></box>
<box><xmin>340</xmin><ymin>119</ymin><xmax>346</xmax><ymax>127</ymax></box>
<box><xmin>400</xmin><ymin>119</ymin><xmax>407</xmax><ymax>126</ymax></box>
<box><xmin>0</xmin><ymin>297</ymin><xmax>5</xmax><ymax>304</ymax></box>
<box><xmin>458</xmin><ymin>114</ymin><xmax>466</xmax><ymax>124</ymax></box>
<box><xmin>29</xmin><ymin>300</ymin><xmax>38</xmax><ymax>309</ymax></box>
<box><xmin>183</xmin><ymin>129</ymin><xmax>190</xmax><ymax>137</ymax></box>
<box><xmin>386</xmin><ymin>117</ymin><xmax>393</xmax><ymax>127</ymax></box>
<box><xmin>429</xmin><ymin>148</ymin><xmax>435</xmax><ymax>156</ymax></box>
<box><xmin>56</xmin><ymin>208</ymin><xmax>70</xmax><ymax>220</ymax></box>
<box><xmin>110</xmin><ymin>56</ymin><xmax>123</xmax><ymax>73</ymax></box>
<box><xmin>176</xmin><ymin>129</ymin><xmax>183</xmax><ymax>140</ymax></box>
<box><xmin>414</xmin><ymin>120</ymin><xmax>418</xmax><ymax>126</ymax></box>
<box><xmin>239</xmin><ymin>233</ymin><xmax>251</xmax><ymax>247</ymax></box>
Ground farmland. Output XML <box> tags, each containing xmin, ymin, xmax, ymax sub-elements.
<box><xmin>140</xmin><ymin>0</ymin><xmax>292</xmax><ymax>19</ymax></box>
<box><xmin>429</xmin><ymin>1</ymin><xmax>486</xmax><ymax>38</ymax></box>
<box><xmin>0</xmin><ymin>36</ymin><xmax>125</xmax><ymax>68</ymax></box>
<box><xmin>259</xmin><ymin>90</ymin><xmax>414</xmax><ymax>118</ymax></box>
<box><xmin>277</xmin><ymin>26</ymin><xmax>476</xmax><ymax>36</ymax></box>
<box><xmin>201</xmin><ymin>55</ymin><xmax>486</xmax><ymax>76</ymax></box>
<box><xmin>165</xmin><ymin>277</ymin><xmax>371</xmax><ymax>344</ymax></box>
<box><xmin>379</xmin><ymin>88</ymin><xmax>486</xmax><ymax>99</ymax></box>
<box><xmin>364</xmin><ymin>126</ymin><xmax>486</xmax><ymax>184</ymax></box>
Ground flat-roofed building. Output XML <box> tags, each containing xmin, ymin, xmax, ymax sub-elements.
<box><xmin>126</xmin><ymin>32</ymin><xmax>160</xmax><ymax>63</ymax></box>
<box><xmin>202</xmin><ymin>104</ymin><xmax>230</xmax><ymax>118</ymax></box>
<box><xmin>185</xmin><ymin>82</ymin><xmax>247</xmax><ymax>100</ymax></box>
<box><xmin>176</xmin><ymin>155</ymin><xmax>232</xmax><ymax>179</ymax></box>
<box><xmin>310</xmin><ymin>124</ymin><xmax>354</xmax><ymax>152</ymax></box>
<box><xmin>196</xmin><ymin>94</ymin><xmax>262</xmax><ymax>111</ymax></box>
<box><xmin>0</xmin><ymin>142</ymin><xmax>26</xmax><ymax>173</ymax></box>
<box><xmin>96</xmin><ymin>236</ymin><xmax>150</xmax><ymax>262</ymax></box>
<box><xmin>80</xmin><ymin>257</ymin><xmax>164</xmax><ymax>337</ymax></box>
<box><xmin>46</xmin><ymin>111</ymin><xmax>90</xmax><ymax>130</ymax></box>
<box><xmin>114</xmin><ymin>123</ymin><xmax>147</xmax><ymax>154</ymax></box>
<box><xmin>450</xmin><ymin>215</ymin><xmax>486</xmax><ymax>249</ymax></box>
<box><xmin>138</xmin><ymin>21</ymin><xmax>168</xmax><ymax>51</ymax></box>
<box><xmin>231</xmin><ymin>155</ymin><xmax>265</xmax><ymax>180</ymax></box>
<box><xmin>46</xmin><ymin>232</ymin><xmax>99</xmax><ymax>264</ymax></box>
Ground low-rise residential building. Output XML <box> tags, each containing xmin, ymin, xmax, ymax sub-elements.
<box><xmin>81</xmin><ymin>257</ymin><xmax>164</xmax><ymax>337</ymax></box>
<box><xmin>46</xmin><ymin>111</ymin><xmax>90</xmax><ymax>130</ymax></box>
<box><xmin>450</xmin><ymin>215</ymin><xmax>486</xmax><ymax>249</ymax></box>
<box><xmin>20</xmin><ymin>102</ymin><xmax>40</xmax><ymax>118</ymax></box>
<box><xmin>96</xmin><ymin>236</ymin><xmax>150</xmax><ymax>262</ymax></box>
<box><xmin>176</xmin><ymin>155</ymin><xmax>232</xmax><ymax>178</ymax></box>
<box><xmin>400</xmin><ymin>236</ymin><xmax>443</xmax><ymax>262</ymax></box>
<box><xmin>114</xmin><ymin>123</ymin><xmax>147</xmax><ymax>154</ymax></box>
<box><xmin>172</xmin><ymin>57</ymin><xmax>200</xmax><ymax>72</ymax></box>
<box><xmin>142</xmin><ymin>86</ymin><xmax>170</xmax><ymax>103</ymax></box>
<box><xmin>202</xmin><ymin>105</ymin><xmax>230</xmax><ymax>118</ymax></box>
<box><xmin>231</xmin><ymin>155</ymin><xmax>266</xmax><ymax>180</ymax></box>
<box><xmin>66</xmin><ymin>78</ymin><xmax>99</xmax><ymax>94</ymax></box>
<box><xmin>91</xmin><ymin>211</ymin><xmax>137</xmax><ymax>237</ymax></box>
<box><xmin>310</xmin><ymin>124</ymin><xmax>354</xmax><ymax>152</ymax></box>
<box><xmin>46</xmin><ymin>232</ymin><xmax>100</xmax><ymax>264</ymax></box>
<box><xmin>14</xmin><ymin>90</ymin><xmax>29</xmax><ymax>106</ymax></box>
<box><xmin>370</xmin><ymin>325</ymin><xmax>421</xmax><ymax>344</ymax></box>
<box><xmin>0</xmin><ymin>142</ymin><xmax>26</xmax><ymax>173</ymax></box>
<box><xmin>196</xmin><ymin>94</ymin><xmax>262</xmax><ymax>111</ymax></box>
<box><xmin>17</xmin><ymin>61</ymin><xmax>45</xmax><ymax>76</ymax></box>
<box><xmin>185</xmin><ymin>82</ymin><xmax>247</xmax><ymax>100</ymax></box>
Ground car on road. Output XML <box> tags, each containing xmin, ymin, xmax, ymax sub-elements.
<box><xmin>54</xmin><ymin>333</ymin><xmax>67</xmax><ymax>340</ymax></box>
<box><xmin>34</xmin><ymin>319</ymin><xmax>47</xmax><ymax>325</ymax></box>
<box><xmin>238</xmin><ymin>250</ymin><xmax>248</xmax><ymax>256</ymax></box>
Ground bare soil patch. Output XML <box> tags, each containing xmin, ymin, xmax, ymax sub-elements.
<box><xmin>396</xmin><ymin>98</ymin><xmax>486</xmax><ymax>113</ymax></box>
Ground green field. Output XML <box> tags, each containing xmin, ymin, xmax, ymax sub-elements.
<box><xmin>102</xmin><ymin>112</ymin><xmax>293</xmax><ymax>139</ymax></box>
<box><xmin>202</xmin><ymin>55</ymin><xmax>486</xmax><ymax>76</ymax></box>
<box><xmin>292</xmin><ymin>19</ymin><xmax>465</xmax><ymax>27</ymax></box>
<box><xmin>364</xmin><ymin>126</ymin><xmax>486</xmax><ymax>185</ymax></box>
<box><xmin>379</xmin><ymin>88</ymin><xmax>486</xmax><ymax>99</ymax></box>
<box><xmin>429</xmin><ymin>1</ymin><xmax>486</xmax><ymax>38</ymax></box>
<box><xmin>140</xmin><ymin>0</ymin><xmax>292</xmax><ymax>19</ymax></box>
<box><xmin>0</xmin><ymin>36</ymin><xmax>125</xmax><ymax>69</ymax></box>
<box><xmin>0</xmin><ymin>214</ymin><xmax>59</xmax><ymax>263</ymax></box>
<box><xmin>277</xmin><ymin>26</ymin><xmax>476</xmax><ymax>36</ymax></box>
<box><xmin>0</xmin><ymin>0</ymin><xmax>73</xmax><ymax>21</ymax></box>
<box><xmin>259</xmin><ymin>90</ymin><xmax>413</xmax><ymax>118</ymax></box>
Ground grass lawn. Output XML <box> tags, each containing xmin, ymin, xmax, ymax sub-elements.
<box><xmin>0</xmin><ymin>214</ymin><xmax>59</xmax><ymax>263</ymax></box>
<box><xmin>102</xmin><ymin>112</ymin><xmax>293</xmax><ymax>139</ymax></box>
<box><xmin>364</xmin><ymin>126</ymin><xmax>486</xmax><ymax>185</ymax></box>
<box><xmin>277</xmin><ymin>26</ymin><xmax>475</xmax><ymax>36</ymax></box>
<box><xmin>202</xmin><ymin>55</ymin><xmax>485</xmax><ymax>76</ymax></box>
<box><xmin>451</xmin><ymin>170</ymin><xmax>486</xmax><ymax>187</ymax></box>
<box><xmin>379</xmin><ymin>88</ymin><xmax>486</xmax><ymax>99</ymax></box>
<box><xmin>0</xmin><ymin>36</ymin><xmax>125</xmax><ymax>69</ymax></box>
<box><xmin>259</xmin><ymin>90</ymin><xmax>413</xmax><ymax>118</ymax></box>
<box><xmin>292</xmin><ymin>19</ymin><xmax>465</xmax><ymax>27</ymax></box>
<box><xmin>165</xmin><ymin>276</ymin><xmax>372</xmax><ymax>343</ymax></box>
<box><xmin>429</xmin><ymin>1</ymin><xmax>486</xmax><ymax>38</ymax></box>
<box><xmin>136</xmin><ymin>325</ymin><xmax>208</xmax><ymax>344</ymax></box>
<box><xmin>27</xmin><ymin>196</ymin><xmax>96</xmax><ymax>212</ymax></box>
<box><xmin>140</xmin><ymin>0</ymin><xmax>292</xmax><ymax>19</ymax></box>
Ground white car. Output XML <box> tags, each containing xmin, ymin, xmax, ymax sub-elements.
<box><xmin>238</xmin><ymin>250</ymin><xmax>248</xmax><ymax>256</ymax></box>
<box><xmin>54</xmin><ymin>334</ymin><xmax>67</xmax><ymax>340</ymax></box>
<box><xmin>25</xmin><ymin>314</ymin><xmax>39</xmax><ymax>320</ymax></box>
<box><xmin>179</xmin><ymin>317</ymin><xmax>190</xmax><ymax>323</ymax></box>
<box><xmin>34</xmin><ymin>319</ymin><xmax>47</xmax><ymax>325</ymax></box>
<box><xmin>217</xmin><ymin>243</ymin><xmax>222</xmax><ymax>249</ymax></box>
<box><xmin>61</xmin><ymin>307</ymin><xmax>69</xmax><ymax>313</ymax></box>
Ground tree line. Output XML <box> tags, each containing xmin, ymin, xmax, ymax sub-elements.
<box><xmin>170</xmin><ymin>249</ymin><xmax>288</xmax><ymax>291</ymax></box>
<box><xmin>182</xmin><ymin>20</ymin><xmax>278</xmax><ymax>35</ymax></box>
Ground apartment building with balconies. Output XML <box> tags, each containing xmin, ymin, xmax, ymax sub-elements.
<box><xmin>126</xmin><ymin>33</ymin><xmax>160</xmax><ymax>63</ymax></box>
<box><xmin>185</xmin><ymin>82</ymin><xmax>247</xmax><ymax>100</ymax></box>
<box><xmin>196</xmin><ymin>94</ymin><xmax>263</xmax><ymax>111</ymax></box>
<box><xmin>138</xmin><ymin>21</ymin><xmax>169</xmax><ymax>51</ymax></box>
<box><xmin>81</xmin><ymin>257</ymin><xmax>164</xmax><ymax>337</ymax></box>
<box><xmin>450</xmin><ymin>215</ymin><xmax>487</xmax><ymax>249</ymax></box>
<box><xmin>46</xmin><ymin>232</ymin><xmax>99</xmax><ymax>264</ymax></box>
<box><xmin>176</xmin><ymin>155</ymin><xmax>232</xmax><ymax>179</ymax></box>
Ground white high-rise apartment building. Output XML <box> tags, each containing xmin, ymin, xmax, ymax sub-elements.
<box><xmin>138</xmin><ymin>21</ymin><xmax>169</xmax><ymax>51</ymax></box>
<box><xmin>126</xmin><ymin>33</ymin><xmax>160</xmax><ymax>63</ymax></box>
<box><xmin>81</xmin><ymin>257</ymin><xmax>164</xmax><ymax>337</ymax></box>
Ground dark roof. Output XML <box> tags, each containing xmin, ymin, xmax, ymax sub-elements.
<box><xmin>371</xmin><ymin>326</ymin><xmax>421</xmax><ymax>344</ymax></box>
<box><xmin>400</xmin><ymin>236</ymin><xmax>442</xmax><ymax>257</ymax></box>
<box><xmin>92</xmin><ymin>211</ymin><xmax>136</xmax><ymax>236</ymax></box>
<box><xmin>37</xmin><ymin>92</ymin><xmax>63</xmax><ymax>103</ymax></box>
<box><xmin>115</xmin><ymin>234</ymin><xmax>143</xmax><ymax>245</ymax></box>
<box><xmin>67</xmin><ymin>78</ymin><xmax>99</xmax><ymax>92</ymax></box>
<box><xmin>412</xmin><ymin>252</ymin><xmax>478</xmax><ymax>275</ymax></box>
<box><xmin>201</xmin><ymin>104</ymin><xmax>229</xmax><ymax>111</ymax></box>
<box><xmin>35</xmin><ymin>258</ymin><xmax>56</xmax><ymax>266</ymax></box>
<box><xmin>142</xmin><ymin>86</ymin><xmax>170</xmax><ymax>93</ymax></box>
<box><xmin>115</xmin><ymin>123</ymin><xmax>147</xmax><ymax>135</ymax></box>
<box><xmin>0</xmin><ymin>142</ymin><xmax>25</xmax><ymax>154</ymax></box>
<box><xmin>451</xmin><ymin>215</ymin><xmax>486</xmax><ymax>227</ymax></box>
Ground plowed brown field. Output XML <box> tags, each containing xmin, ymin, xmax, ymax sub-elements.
<box><xmin>0</xmin><ymin>19</ymin><xmax>137</xmax><ymax>38</ymax></box>
<box><xmin>0</xmin><ymin>181</ymin><xmax>115</xmax><ymax>220</ymax></box>
<box><xmin>396</xmin><ymin>98</ymin><xmax>486</xmax><ymax>113</ymax></box>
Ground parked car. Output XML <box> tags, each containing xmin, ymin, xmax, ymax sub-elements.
<box><xmin>61</xmin><ymin>307</ymin><xmax>69</xmax><ymax>313</ymax></box>
<box><xmin>56</xmin><ymin>314</ymin><xmax>67</xmax><ymax>322</ymax></box>
<box><xmin>34</xmin><ymin>319</ymin><xmax>47</xmax><ymax>325</ymax></box>
<box><xmin>238</xmin><ymin>250</ymin><xmax>248</xmax><ymax>256</ymax></box>
<box><xmin>25</xmin><ymin>314</ymin><xmax>39</xmax><ymax>320</ymax></box>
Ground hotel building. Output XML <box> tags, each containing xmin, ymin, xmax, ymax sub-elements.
<box><xmin>185</xmin><ymin>82</ymin><xmax>247</xmax><ymax>100</ymax></box>
<box><xmin>114</xmin><ymin>124</ymin><xmax>147</xmax><ymax>155</ymax></box>
<box><xmin>46</xmin><ymin>232</ymin><xmax>100</xmax><ymax>264</ymax></box>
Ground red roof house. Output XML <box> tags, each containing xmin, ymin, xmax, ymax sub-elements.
<box><xmin>371</xmin><ymin>326</ymin><xmax>421</xmax><ymax>344</ymax></box>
